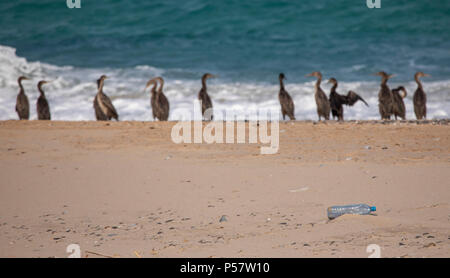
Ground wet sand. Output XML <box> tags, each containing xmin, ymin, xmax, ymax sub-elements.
<box><xmin>0</xmin><ymin>120</ymin><xmax>449</xmax><ymax>258</ymax></box>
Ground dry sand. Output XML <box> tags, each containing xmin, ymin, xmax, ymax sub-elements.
<box><xmin>0</xmin><ymin>120</ymin><xmax>449</xmax><ymax>258</ymax></box>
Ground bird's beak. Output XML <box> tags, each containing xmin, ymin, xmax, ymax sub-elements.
<box><xmin>424</xmin><ymin>73</ymin><xmax>430</xmax><ymax>77</ymax></box>
<box><xmin>388</xmin><ymin>74</ymin><xmax>396</xmax><ymax>79</ymax></box>
<box><xmin>305</xmin><ymin>73</ymin><xmax>313</xmax><ymax>77</ymax></box>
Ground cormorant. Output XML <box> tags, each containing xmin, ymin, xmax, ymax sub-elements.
<box><xmin>15</xmin><ymin>76</ymin><xmax>30</xmax><ymax>120</ymax></box>
<box><xmin>391</xmin><ymin>86</ymin><xmax>407</xmax><ymax>120</ymax></box>
<box><xmin>375</xmin><ymin>71</ymin><xmax>395</xmax><ymax>120</ymax></box>
<box><xmin>36</xmin><ymin>81</ymin><xmax>51</xmax><ymax>120</ymax></box>
<box><xmin>95</xmin><ymin>75</ymin><xmax>119</xmax><ymax>121</ymax></box>
<box><xmin>413</xmin><ymin>72</ymin><xmax>430</xmax><ymax>120</ymax></box>
<box><xmin>93</xmin><ymin>77</ymin><xmax>108</xmax><ymax>121</ymax></box>
<box><xmin>306</xmin><ymin>71</ymin><xmax>330</xmax><ymax>121</ymax></box>
<box><xmin>327</xmin><ymin>78</ymin><xmax>368</xmax><ymax>121</ymax></box>
<box><xmin>198</xmin><ymin>73</ymin><xmax>216</xmax><ymax>121</ymax></box>
<box><xmin>144</xmin><ymin>77</ymin><xmax>169</xmax><ymax>121</ymax></box>
<box><xmin>144</xmin><ymin>77</ymin><xmax>160</xmax><ymax>121</ymax></box>
<box><xmin>278</xmin><ymin>73</ymin><xmax>295</xmax><ymax>120</ymax></box>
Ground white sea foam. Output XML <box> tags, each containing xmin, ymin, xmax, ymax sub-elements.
<box><xmin>0</xmin><ymin>45</ymin><xmax>449</xmax><ymax>121</ymax></box>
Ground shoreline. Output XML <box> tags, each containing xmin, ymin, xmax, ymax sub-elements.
<box><xmin>1</xmin><ymin>119</ymin><xmax>449</xmax><ymax>124</ymax></box>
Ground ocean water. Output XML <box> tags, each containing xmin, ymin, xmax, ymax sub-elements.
<box><xmin>0</xmin><ymin>0</ymin><xmax>449</xmax><ymax>121</ymax></box>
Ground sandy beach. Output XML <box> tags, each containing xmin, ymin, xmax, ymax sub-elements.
<box><xmin>0</xmin><ymin>120</ymin><xmax>449</xmax><ymax>258</ymax></box>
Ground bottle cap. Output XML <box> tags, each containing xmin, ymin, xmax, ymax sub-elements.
<box><xmin>370</xmin><ymin>206</ymin><xmax>376</xmax><ymax>212</ymax></box>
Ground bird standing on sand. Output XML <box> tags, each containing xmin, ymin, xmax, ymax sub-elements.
<box><xmin>327</xmin><ymin>78</ymin><xmax>368</xmax><ymax>121</ymax></box>
<box><xmin>278</xmin><ymin>73</ymin><xmax>295</xmax><ymax>120</ymax></box>
<box><xmin>198</xmin><ymin>73</ymin><xmax>216</xmax><ymax>121</ymax></box>
<box><xmin>144</xmin><ymin>77</ymin><xmax>170</xmax><ymax>121</ymax></box>
<box><xmin>413</xmin><ymin>72</ymin><xmax>430</xmax><ymax>120</ymax></box>
<box><xmin>375</xmin><ymin>71</ymin><xmax>395</xmax><ymax>120</ymax></box>
<box><xmin>95</xmin><ymin>75</ymin><xmax>119</xmax><ymax>121</ymax></box>
<box><xmin>36</xmin><ymin>81</ymin><xmax>51</xmax><ymax>120</ymax></box>
<box><xmin>93</xmin><ymin>77</ymin><xmax>108</xmax><ymax>121</ymax></box>
<box><xmin>306</xmin><ymin>71</ymin><xmax>330</xmax><ymax>121</ymax></box>
<box><xmin>144</xmin><ymin>77</ymin><xmax>160</xmax><ymax>121</ymax></box>
<box><xmin>391</xmin><ymin>86</ymin><xmax>407</xmax><ymax>120</ymax></box>
<box><xmin>15</xmin><ymin>76</ymin><xmax>30</xmax><ymax>120</ymax></box>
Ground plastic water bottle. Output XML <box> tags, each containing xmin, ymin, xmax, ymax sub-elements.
<box><xmin>327</xmin><ymin>204</ymin><xmax>376</xmax><ymax>220</ymax></box>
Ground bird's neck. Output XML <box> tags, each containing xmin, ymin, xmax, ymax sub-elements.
<box><xmin>279</xmin><ymin>78</ymin><xmax>285</xmax><ymax>90</ymax></box>
<box><xmin>202</xmin><ymin>77</ymin><xmax>208</xmax><ymax>90</ymax></box>
<box><xmin>98</xmin><ymin>79</ymin><xmax>105</xmax><ymax>94</ymax></box>
<box><xmin>315</xmin><ymin>76</ymin><xmax>322</xmax><ymax>90</ymax></box>
<box><xmin>381</xmin><ymin>77</ymin><xmax>389</xmax><ymax>86</ymax></box>
<box><xmin>38</xmin><ymin>86</ymin><xmax>45</xmax><ymax>97</ymax></box>
<box><xmin>18</xmin><ymin>80</ymin><xmax>25</xmax><ymax>94</ymax></box>
<box><xmin>158</xmin><ymin>80</ymin><xmax>164</xmax><ymax>94</ymax></box>
<box><xmin>415</xmin><ymin>76</ymin><xmax>423</xmax><ymax>89</ymax></box>
<box><xmin>330</xmin><ymin>83</ymin><xmax>337</xmax><ymax>93</ymax></box>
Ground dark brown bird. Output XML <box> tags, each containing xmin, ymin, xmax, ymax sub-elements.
<box><xmin>144</xmin><ymin>77</ymin><xmax>159</xmax><ymax>121</ymax></box>
<box><xmin>278</xmin><ymin>73</ymin><xmax>295</xmax><ymax>120</ymax></box>
<box><xmin>391</xmin><ymin>86</ymin><xmax>407</xmax><ymax>120</ymax></box>
<box><xmin>95</xmin><ymin>75</ymin><xmax>119</xmax><ymax>121</ymax></box>
<box><xmin>306</xmin><ymin>71</ymin><xmax>330</xmax><ymax>121</ymax></box>
<box><xmin>144</xmin><ymin>77</ymin><xmax>170</xmax><ymax>121</ymax></box>
<box><xmin>375</xmin><ymin>71</ymin><xmax>395</xmax><ymax>120</ymax></box>
<box><xmin>327</xmin><ymin>78</ymin><xmax>368</xmax><ymax>121</ymax></box>
<box><xmin>198</xmin><ymin>73</ymin><xmax>216</xmax><ymax>120</ymax></box>
<box><xmin>93</xmin><ymin>78</ymin><xmax>108</xmax><ymax>121</ymax></box>
<box><xmin>413</xmin><ymin>72</ymin><xmax>430</xmax><ymax>120</ymax></box>
<box><xmin>36</xmin><ymin>81</ymin><xmax>51</xmax><ymax>120</ymax></box>
<box><xmin>15</xmin><ymin>76</ymin><xmax>30</xmax><ymax>120</ymax></box>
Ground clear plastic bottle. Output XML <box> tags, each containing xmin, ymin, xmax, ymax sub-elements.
<box><xmin>327</xmin><ymin>204</ymin><xmax>376</xmax><ymax>219</ymax></box>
